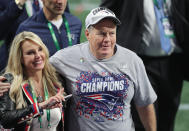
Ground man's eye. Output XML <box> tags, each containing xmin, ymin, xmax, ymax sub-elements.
<box><xmin>110</xmin><ymin>32</ymin><xmax>115</xmax><ymax>36</ymax></box>
<box><xmin>99</xmin><ymin>32</ymin><xmax>106</xmax><ymax>36</ymax></box>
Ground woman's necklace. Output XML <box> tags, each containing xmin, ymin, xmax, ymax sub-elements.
<box><xmin>37</xmin><ymin>95</ymin><xmax>43</xmax><ymax>103</ymax></box>
<box><xmin>34</xmin><ymin>86</ymin><xmax>43</xmax><ymax>103</ymax></box>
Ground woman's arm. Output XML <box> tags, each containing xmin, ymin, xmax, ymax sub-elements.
<box><xmin>0</xmin><ymin>76</ymin><xmax>10</xmax><ymax>96</ymax></box>
<box><xmin>0</xmin><ymin>88</ymin><xmax>65</xmax><ymax>128</ymax></box>
<box><xmin>0</xmin><ymin>91</ymin><xmax>42</xmax><ymax>128</ymax></box>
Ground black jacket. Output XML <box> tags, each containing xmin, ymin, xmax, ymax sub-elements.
<box><xmin>170</xmin><ymin>0</ymin><xmax>189</xmax><ymax>55</ymax></box>
<box><xmin>0</xmin><ymin>83</ymin><xmax>63</xmax><ymax>131</ymax></box>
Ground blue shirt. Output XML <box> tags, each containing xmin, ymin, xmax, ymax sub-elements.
<box><xmin>16</xmin><ymin>9</ymin><xmax>82</xmax><ymax>56</ymax></box>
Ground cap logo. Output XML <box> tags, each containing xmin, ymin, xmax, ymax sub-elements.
<box><xmin>92</xmin><ymin>7</ymin><xmax>115</xmax><ymax>16</ymax></box>
<box><xmin>85</xmin><ymin>7</ymin><xmax>120</xmax><ymax>28</ymax></box>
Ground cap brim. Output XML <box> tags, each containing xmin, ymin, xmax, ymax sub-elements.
<box><xmin>86</xmin><ymin>16</ymin><xmax>121</xmax><ymax>29</ymax></box>
<box><xmin>105</xmin><ymin>16</ymin><xmax>121</xmax><ymax>25</ymax></box>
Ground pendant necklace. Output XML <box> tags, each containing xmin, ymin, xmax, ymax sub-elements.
<box><xmin>35</xmin><ymin>87</ymin><xmax>43</xmax><ymax>103</ymax></box>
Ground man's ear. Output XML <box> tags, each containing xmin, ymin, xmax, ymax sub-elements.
<box><xmin>85</xmin><ymin>29</ymin><xmax>90</xmax><ymax>40</ymax></box>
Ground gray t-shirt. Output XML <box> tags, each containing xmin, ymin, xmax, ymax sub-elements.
<box><xmin>50</xmin><ymin>42</ymin><xmax>157</xmax><ymax>131</ymax></box>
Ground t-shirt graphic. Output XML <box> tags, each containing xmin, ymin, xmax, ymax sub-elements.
<box><xmin>75</xmin><ymin>71</ymin><xmax>131</xmax><ymax>122</ymax></box>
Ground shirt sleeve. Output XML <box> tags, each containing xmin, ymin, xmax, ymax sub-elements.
<box><xmin>133</xmin><ymin>56</ymin><xmax>157</xmax><ymax>106</ymax></box>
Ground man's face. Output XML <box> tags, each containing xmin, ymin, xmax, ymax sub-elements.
<box><xmin>43</xmin><ymin>0</ymin><xmax>67</xmax><ymax>16</ymax></box>
<box><xmin>85</xmin><ymin>19</ymin><xmax>116</xmax><ymax>60</ymax></box>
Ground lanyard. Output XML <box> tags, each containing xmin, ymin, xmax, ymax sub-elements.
<box><xmin>153</xmin><ymin>0</ymin><xmax>167</xmax><ymax>9</ymax></box>
<box><xmin>153</xmin><ymin>0</ymin><xmax>166</xmax><ymax>5</ymax></box>
<box><xmin>47</xmin><ymin>15</ymin><xmax>72</xmax><ymax>51</ymax></box>
<box><xmin>153</xmin><ymin>0</ymin><xmax>169</xmax><ymax>17</ymax></box>
<box><xmin>44</xmin><ymin>81</ymin><xmax>51</xmax><ymax>128</ymax></box>
<box><xmin>30</xmin><ymin>80</ymin><xmax>51</xmax><ymax>128</ymax></box>
<box><xmin>25</xmin><ymin>4</ymin><xmax>32</xmax><ymax>17</ymax></box>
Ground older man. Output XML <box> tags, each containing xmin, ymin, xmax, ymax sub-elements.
<box><xmin>50</xmin><ymin>7</ymin><xmax>157</xmax><ymax>131</ymax></box>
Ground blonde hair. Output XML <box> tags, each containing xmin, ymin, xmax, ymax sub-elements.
<box><xmin>5</xmin><ymin>31</ymin><xmax>61</xmax><ymax>109</ymax></box>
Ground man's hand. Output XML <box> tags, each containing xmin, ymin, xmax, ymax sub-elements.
<box><xmin>17</xmin><ymin>0</ymin><xmax>26</xmax><ymax>5</ymax></box>
<box><xmin>15</xmin><ymin>0</ymin><xmax>26</xmax><ymax>9</ymax></box>
<box><xmin>0</xmin><ymin>76</ymin><xmax>10</xmax><ymax>96</ymax></box>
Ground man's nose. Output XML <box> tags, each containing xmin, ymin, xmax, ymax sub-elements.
<box><xmin>104</xmin><ymin>34</ymin><xmax>111</xmax><ymax>41</ymax></box>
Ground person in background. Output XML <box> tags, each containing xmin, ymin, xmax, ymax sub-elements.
<box><xmin>0</xmin><ymin>0</ymin><xmax>39</xmax><ymax>72</ymax></box>
<box><xmin>50</xmin><ymin>7</ymin><xmax>157</xmax><ymax>131</ymax></box>
<box><xmin>16</xmin><ymin>0</ymin><xmax>82</xmax><ymax>58</ymax></box>
<box><xmin>0</xmin><ymin>0</ymin><xmax>71</xmax><ymax>72</ymax></box>
<box><xmin>170</xmin><ymin>0</ymin><xmax>189</xmax><ymax>80</ymax></box>
<box><xmin>100</xmin><ymin>0</ymin><xmax>189</xmax><ymax>131</ymax></box>
<box><xmin>0</xmin><ymin>0</ymin><xmax>24</xmax><ymax>72</ymax></box>
<box><xmin>0</xmin><ymin>31</ymin><xmax>65</xmax><ymax>131</ymax></box>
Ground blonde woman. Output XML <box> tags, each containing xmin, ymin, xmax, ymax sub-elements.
<box><xmin>0</xmin><ymin>31</ymin><xmax>65</xmax><ymax>131</ymax></box>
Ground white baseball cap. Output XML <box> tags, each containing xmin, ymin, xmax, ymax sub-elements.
<box><xmin>85</xmin><ymin>7</ymin><xmax>121</xmax><ymax>29</ymax></box>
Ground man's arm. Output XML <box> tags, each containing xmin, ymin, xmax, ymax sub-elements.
<box><xmin>0</xmin><ymin>0</ymin><xmax>25</xmax><ymax>38</ymax></box>
<box><xmin>136</xmin><ymin>104</ymin><xmax>156</xmax><ymax>131</ymax></box>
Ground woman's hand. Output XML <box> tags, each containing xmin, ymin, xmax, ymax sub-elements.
<box><xmin>38</xmin><ymin>88</ymin><xmax>65</xmax><ymax>109</ymax></box>
<box><xmin>0</xmin><ymin>76</ymin><xmax>10</xmax><ymax>97</ymax></box>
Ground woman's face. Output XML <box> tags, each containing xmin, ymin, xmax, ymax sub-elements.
<box><xmin>21</xmin><ymin>40</ymin><xmax>46</xmax><ymax>73</ymax></box>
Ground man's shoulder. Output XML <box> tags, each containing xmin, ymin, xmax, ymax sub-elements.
<box><xmin>64</xmin><ymin>12</ymin><xmax>82</xmax><ymax>26</ymax></box>
<box><xmin>20</xmin><ymin>11</ymin><xmax>45</xmax><ymax>25</ymax></box>
<box><xmin>53</xmin><ymin>42</ymin><xmax>87</xmax><ymax>58</ymax></box>
<box><xmin>116</xmin><ymin>44</ymin><xmax>142</xmax><ymax>62</ymax></box>
<box><xmin>17</xmin><ymin>11</ymin><xmax>47</xmax><ymax>34</ymax></box>
<box><xmin>62</xmin><ymin>42</ymin><xmax>87</xmax><ymax>53</ymax></box>
<box><xmin>117</xmin><ymin>44</ymin><xmax>138</xmax><ymax>56</ymax></box>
